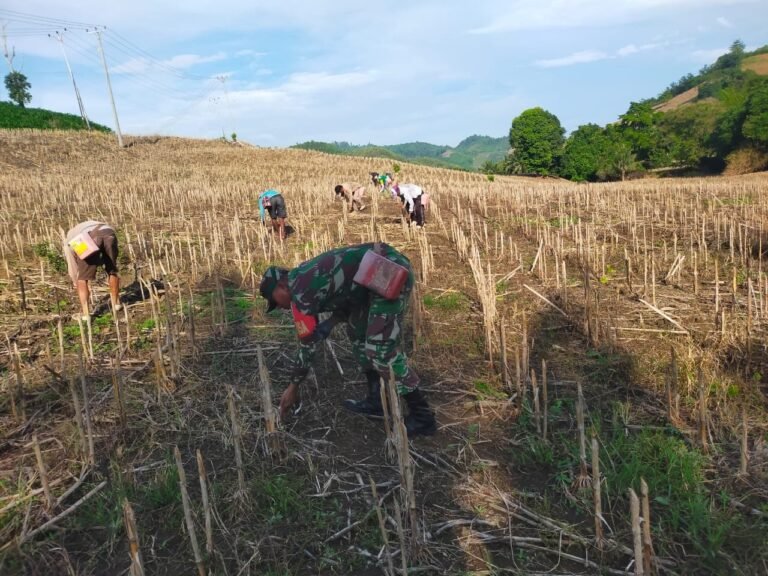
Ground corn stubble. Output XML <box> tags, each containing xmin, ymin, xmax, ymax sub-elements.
<box><xmin>0</xmin><ymin>130</ymin><xmax>766</xmax><ymax>574</ymax></box>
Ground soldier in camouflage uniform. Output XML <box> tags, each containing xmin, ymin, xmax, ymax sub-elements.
<box><xmin>259</xmin><ymin>242</ymin><xmax>436</xmax><ymax>436</ymax></box>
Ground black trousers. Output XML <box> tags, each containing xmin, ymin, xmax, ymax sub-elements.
<box><xmin>410</xmin><ymin>195</ymin><xmax>425</xmax><ymax>226</ymax></box>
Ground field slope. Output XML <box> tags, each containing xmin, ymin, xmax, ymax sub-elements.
<box><xmin>0</xmin><ymin>130</ymin><xmax>766</xmax><ymax>575</ymax></box>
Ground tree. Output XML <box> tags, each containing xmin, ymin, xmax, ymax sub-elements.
<box><xmin>742</xmin><ymin>79</ymin><xmax>768</xmax><ymax>148</ymax></box>
<box><xmin>507</xmin><ymin>107</ymin><xmax>565</xmax><ymax>175</ymax></box>
<box><xmin>4</xmin><ymin>71</ymin><xmax>31</xmax><ymax>107</ymax></box>
<box><xmin>610</xmin><ymin>142</ymin><xmax>639</xmax><ymax>181</ymax></box>
<box><xmin>618</xmin><ymin>101</ymin><xmax>660</xmax><ymax>166</ymax></box>
<box><xmin>560</xmin><ymin>124</ymin><xmax>611</xmax><ymax>181</ymax></box>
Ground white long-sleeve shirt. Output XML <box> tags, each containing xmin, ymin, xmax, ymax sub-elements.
<box><xmin>396</xmin><ymin>184</ymin><xmax>423</xmax><ymax>213</ymax></box>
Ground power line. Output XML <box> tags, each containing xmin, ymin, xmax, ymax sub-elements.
<box><xmin>50</xmin><ymin>30</ymin><xmax>90</xmax><ymax>129</ymax></box>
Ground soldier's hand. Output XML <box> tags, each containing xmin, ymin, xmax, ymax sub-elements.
<box><xmin>279</xmin><ymin>383</ymin><xmax>300</xmax><ymax>420</ymax></box>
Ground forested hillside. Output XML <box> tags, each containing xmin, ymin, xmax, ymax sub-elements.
<box><xmin>499</xmin><ymin>41</ymin><xmax>768</xmax><ymax>181</ymax></box>
<box><xmin>292</xmin><ymin>135</ymin><xmax>508</xmax><ymax>171</ymax></box>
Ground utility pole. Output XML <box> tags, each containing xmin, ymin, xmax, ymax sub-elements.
<box><xmin>215</xmin><ymin>75</ymin><xmax>233</xmax><ymax>139</ymax></box>
<box><xmin>2</xmin><ymin>22</ymin><xmax>17</xmax><ymax>72</ymax></box>
<box><xmin>51</xmin><ymin>30</ymin><xmax>90</xmax><ymax>130</ymax></box>
<box><xmin>90</xmin><ymin>27</ymin><xmax>123</xmax><ymax>147</ymax></box>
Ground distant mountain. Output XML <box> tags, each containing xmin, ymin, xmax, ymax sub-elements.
<box><xmin>291</xmin><ymin>135</ymin><xmax>509</xmax><ymax>171</ymax></box>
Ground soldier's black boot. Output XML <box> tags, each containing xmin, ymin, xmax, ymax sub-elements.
<box><xmin>403</xmin><ymin>389</ymin><xmax>437</xmax><ymax>437</ymax></box>
<box><xmin>343</xmin><ymin>370</ymin><xmax>384</xmax><ymax>418</ymax></box>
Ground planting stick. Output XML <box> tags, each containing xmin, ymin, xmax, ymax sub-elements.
<box><xmin>257</xmin><ymin>345</ymin><xmax>279</xmax><ymax>455</ymax></box>
<box><xmin>575</xmin><ymin>382</ymin><xmax>589</xmax><ymax>487</ymax></box>
<box><xmin>68</xmin><ymin>376</ymin><xmax>86</xmax><ymax>459</ymax></box>
<box><xmin>541</xmin><ymin>359</ymin><xmax>548</xmax><ymax>440</ymax></box>
<box><xmin>514</xmin><ymin>348</ymin><xmax>523</xmax><ymax>408</ymax></box>
<box><xmin>591</xmin><ymin>434</ymin><xmax>604</xmax><ymax>550</ymax></box>
<box><xmin>697</xmin><ymin>367</ymin><xmax>708</xmax><ymax>451</ymax></box>
<box><xmin>629</xmin><ymin>488</ymin><xmax>644</xmax><ymax>576</ymax></box>
<box><xmin>640</xmin><ymin>478</ymin><xmax>655</xmax><ymax>575</ymax></box>
<box><xmin>392</xmin><ymin>495</ymin><xmax>409</xmax><ymax>576</ymax></box>
<box><xmin>123</xmin><ymin>499</ymin><xmax>146</xmax><ymax>576</ymax></box>
<box><xmin>32</xmin><ymin>434</ymin><xmax>54</xmax><ymax>510</ymax></box>
<box><xmin>196</xmin><ymin>449</ymin><xmax>214</xmax><ymax>555</ymax></box>
<box><xmin>188</xmin><ymin>286</ymin><xmax>197</xmax><ymax>355</ymax></box>
<box><xmin>79</xmin><ymin>352</ymin><xmax>95</xmax><ymax>465</ymax></box>
<box><xmin>666</xmin><ymin>348</ymin><xmax>678</xmax><ymax>422</ymax></box>
<box><xmin>499</xmin><ymin>320</ymin><xmax>511</xmax><ymax>394</ymax></box>
<box><xmin>76</xmin><ymin>316</ymin><xmax>88</xmax><ymax>360</ymax></box>
<box><xmin>57</xmin><ymin>316</ymin><xmax>64</xmax><ymax>372</ymax></box>
<box><xmin>227</xmin><ymin>386</ymin><xmax>247</xmax><ymax>498</ymax></box>
<box><xmin>112</xmin><ymin>354</ymin><xmax>127</xmax><ymax>431</ymax></box>
<box><xmin>530</xmin><ymin>369</ymin><xmax>541</xmax><ymax>434</ymax></box>
<box><xmin>11</xmin><ymin>343</ymin><xmax>25</xmax><ymax>421</ymax></box>
<box><xmin>370</xmin><ymin>476</ymin><xmax>395</xmax><ymax>576</ymax></box>
<box><xmin>19</xmin><ymin>274</ymin><xmax>27</xmax><ymax>313</ymax></box>
<box><xmin>173</xmin><ymin>446</ymin><xmax>206</xmax><ymax>576</ymax></box>
<box><xmin>739</xmin><ymin>405</ymin><xmax>749</xmax><ymax>477</ymax></box>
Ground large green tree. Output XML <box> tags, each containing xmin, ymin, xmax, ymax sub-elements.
<box><xmin>560</xmin><ymin>124</ymin><xmax>612</xmax><ymax>181</ymax></box>
<box><xmin>507</xmin><ymin>107</ymin><xmax>565</xmax><ymax>175</ymax></box>
<box><xmin>4</xmin><ymin>71</ymin><xmax>31</xmax><ymax>108</ymax></box>
<box><xmin>618</xmin><ymin>101</ymin><xmax>659</xmax><ymax>166</ymax></box>
<box><xmin>741</xmin><ymin>78</ymin><xmax>768</xmax><ymax>147</ymax></box>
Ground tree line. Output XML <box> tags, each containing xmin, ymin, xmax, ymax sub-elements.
<box><xmin>486</xmin><ymin>41</ymin><xmax>768</xmax><ymax>180</ymax></box>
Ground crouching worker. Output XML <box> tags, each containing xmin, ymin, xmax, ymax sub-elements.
<box><xmin>258</xmin><ymin>189</ymin><xmax>288</xmax><ymax>240</ymax></box>
<box><xmin>334</xmin><ymin>182</ymin><xmax>367</xmax><ymax>212</ymax></box>
<box><xmin>259</xmin><ymin>243</ymin><xmax>436</xmax><ymax>436</ymax></box>
<box><xmin>63</xmin><ymin>221</ymin><xmax>121</xmax><ymax>321</ymax></box>
<box><xmin>392</xmin><ymin>183</ymin><xmax>427</xmax><ymax>227</ymax></box>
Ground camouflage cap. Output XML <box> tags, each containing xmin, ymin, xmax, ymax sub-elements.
<box><xmin>259</xmin><ymin>266</ymin><xmax>289</xmax><ymax>312</ymax></box>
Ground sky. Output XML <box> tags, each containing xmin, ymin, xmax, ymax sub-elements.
<box><xmin>1</xmin><ymin>1</ymin><xmax>766</xmax><ymax>147</ymax></box>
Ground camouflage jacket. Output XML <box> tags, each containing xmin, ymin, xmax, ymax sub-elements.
<box><xmin>287</xmin><ymin>243</ymin><xmax>402</xmax><ymax>384</ymax></box>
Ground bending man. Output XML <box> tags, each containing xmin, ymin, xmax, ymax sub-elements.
<box><xmin>259</xmin><ymin>242</ymin><xmax>436</xmax><ymax>436</ymax></box>
<box><xmin>258</xmin><ymin>189</ymin><xmax>288</xmax><ymax>240</ymax></box>
<box><xmin>334</xmin><ymin>182</ymin><xmax>367</xmax><ymax>212</ymax></box>
<box><xmin>63</xmin><ymin>220</ymin><xmax>121</xmax><ymax>320</ymax></box>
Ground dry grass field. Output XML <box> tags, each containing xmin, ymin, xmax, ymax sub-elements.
<box><xmin>0</xmin><ymin>129</ymin><xmax>767</xmax><ymax>575</ymax></box>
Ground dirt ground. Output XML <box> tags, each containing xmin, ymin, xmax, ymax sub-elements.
<box><xmin>0</xmin><ymin>130</ymin><xmax>766</xmax><ymax>575</ymax></box>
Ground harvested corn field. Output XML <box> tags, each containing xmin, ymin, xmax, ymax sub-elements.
<box><xmin>0</xmin><ymin>129</ymin><xmax>767</xmax><ymax>575</ymax></box>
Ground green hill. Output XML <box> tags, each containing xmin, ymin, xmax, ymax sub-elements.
<box><xmin>0</xmin><ymin>101</ymin><xmax>110</xmax><ymax>131</ymax></box>
<box><xmin>292</xmin><ymin>134</ymin><xmax>508</xmax><ymax>172</ymax></box>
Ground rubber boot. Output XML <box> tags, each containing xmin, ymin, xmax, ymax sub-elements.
<box><xmin>343</xmin><ymin>370</ymin><xmax>384</xmax><ymax>418</ymax></box>
<box><xmin>403</xmin><ymin>389</ymin><xmax>437</xmax><ymax>437</ymax></box>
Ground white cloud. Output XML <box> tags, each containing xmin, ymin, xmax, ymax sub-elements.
<box><xmin>716</xmin><ymin>16</ymin><xmax>734</xmax><ymax>27</ymax></box>
<box><xmin>535</xmin><ymin>50</ymin><xmax>609</xmax><ymax>68</ymax></box>
<box><xmin>469</xmin><ymin>0</ymin><xmax>756</xmax><ymax>34</ymax></box>
<box><xmin>163</xmin><ymin>52</ymin><xmax>227</xmax><ymax>68</ymax></box>
<box><xmin>691</xmin><ymin>47</ymin><xmax>727</xmax><ymax>63</ymax></box>
<box><xmin>617</xmin><ymin>42</ymin><xmax>665</xmax><ymax>56</ymax></box>
<box><xmin>111</xmin><ymin>52</ymin><xmax>226</xmax><ymax>74</ymax></box>
<box><xmin>536</xmin><ymin>41</ymin><xmax>666</xmax><ymax>68</ymax></box>
<box><xmin>235</xmin><ymin>49</ymin><xmax>267</xmax><ymax>57</ymax></box>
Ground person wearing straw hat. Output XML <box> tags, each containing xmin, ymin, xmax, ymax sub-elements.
<box><xmin>334</xmin><ymin>182</ymin><xmax>367</xmax><ymax>212</ymax></box>
<box><xmin>259</xmin><ymin>242</ymin><xmax>436</xmax><ymax>437</ymax></box>
<box><xmin>63</xmin><ymin>220</ymin><xmax>121</xmax><ymax>321</ymax></box>
<box><xmin>257</xmin><ymin>189</ymin><xmax>288</xmax><ymax>240</ymax></box>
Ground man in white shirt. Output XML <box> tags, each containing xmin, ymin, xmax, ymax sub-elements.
<box><xmin>392</xmin><ymin>183</ymin><xmax>426</xmax><ymax>227</ymax></box>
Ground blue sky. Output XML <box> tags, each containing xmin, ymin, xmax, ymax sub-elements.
<box><xmin>1</xmin><ymin>1</ymin><xmax>766</xmax><ymax>147</ymax></box>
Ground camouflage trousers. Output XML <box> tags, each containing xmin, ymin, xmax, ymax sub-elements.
<box><xmin>346</xmin><ymin>260</ymin><xmax>419</xmax><ymax>395</ymax></box>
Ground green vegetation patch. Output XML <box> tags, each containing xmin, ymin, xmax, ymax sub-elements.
<box><xmin>0</xmin><ymin>101</ymin><xmax>110</xmax><ymax>131</ymax></box>
<box><xmin>423</xmin><ymin>291</ymin><xmax>467</xmax><ymax>312</ymax></box>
